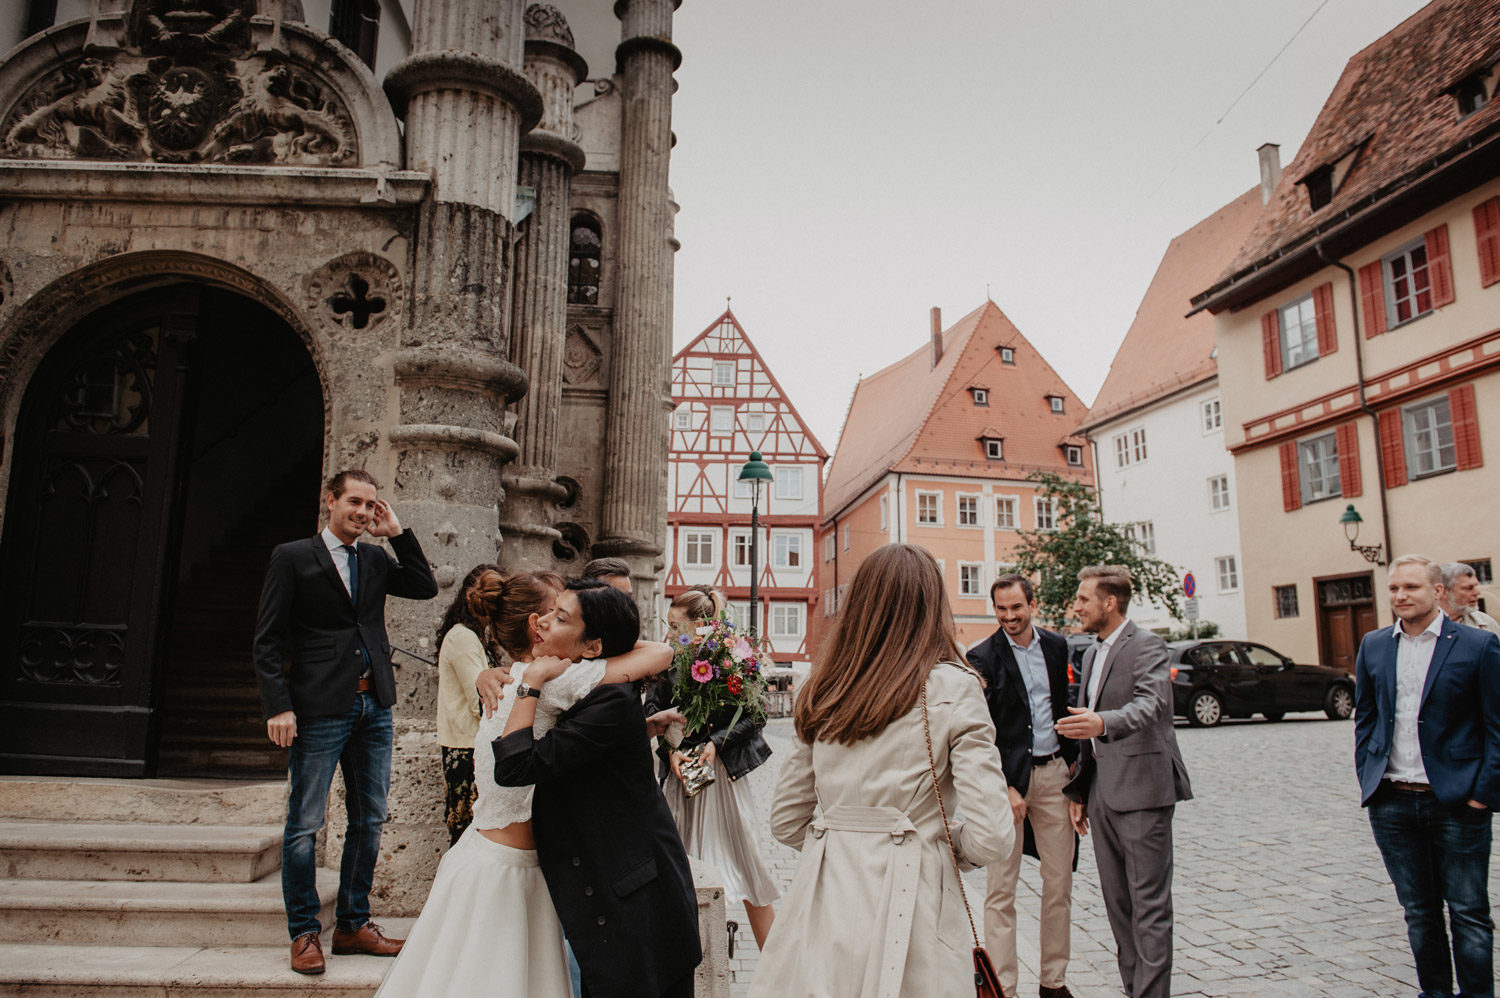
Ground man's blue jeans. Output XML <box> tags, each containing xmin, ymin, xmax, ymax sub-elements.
<box><xmin>1368</xmin><ymin>784</ymin><xmax>1494</xmax><ymax>998</ymax></box>
<box><xmin>282</xmin><ymin>691</ymin><xmax>393</xmax><ymax>939</ymax></box>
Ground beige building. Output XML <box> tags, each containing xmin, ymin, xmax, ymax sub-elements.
<box><xmin>1192</xmin><ymin>0</ymin><xmax>1500</xmax><ymax>669</ymax></box>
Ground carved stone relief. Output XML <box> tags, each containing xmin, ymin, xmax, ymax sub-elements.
<box><xmin>562</xmin><ymin>324</ymin><xmax>601</xmax><ymax>385</ymax></box>
<box><xmin>1</xmin><ymin>1</ymin><xmax>355</xmax><ymax>165</ymax></box>
<box><xmin>305</xmin><ymin>252</ymin><xmax>404</xmax><ymax>335</ymax></box>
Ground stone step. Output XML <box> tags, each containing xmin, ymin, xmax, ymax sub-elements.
<box><xmin>0</xmin><ymin>936</ymin><xmax>410</xmax><ymax>996</ymax></box>
<box><xmin>154</xmin><ymin>747</ymin><xmax>288</xmax><ymax>780</ymax></box>
<box><xmin>0</xmin><ymin>776</ymin><xmax>287</xmax><ymax>825</ymax></box>
<box><xmin>0</xmin><ymin>870</ymin><xmax>336</xmax><ymax>946</ymax></box>
<box><xmin>0</xmin><ymin>820</ymin><xmax>282</xmax><ymax>883</ymax></box>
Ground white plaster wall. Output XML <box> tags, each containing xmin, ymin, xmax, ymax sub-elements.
<box><xmin>1092</xmin><ymin>380</ymin><xmax>1247</xmax><ymax>638</ymax></box>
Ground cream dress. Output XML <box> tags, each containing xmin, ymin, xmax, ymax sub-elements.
<box><xmin>373</xmin><ymin>658</ymin><xmax>607</xmax><ymax>998</ymax></box>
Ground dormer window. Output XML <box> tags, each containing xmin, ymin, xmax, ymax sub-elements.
<box><xmin>984</xmin><ymin>438</ymin><xmax>1004</xmax><ymax>460</ymax></box>
<box><xmin>999</xmin><ymin>347</ymin><xmax>1015</xmax><ymax>365</ymax></box>
<box><xmin>1047</xmin><ymin>395</ymin><xmax>1065</xmax><ymax>414</ymax></box>
<box><xmin>970</xmin><ymin>387</ymin><xmax>989</xmax><ymax>406</ymax></box>
<box><xmin>1454</xmin><ymin>66</ymin><xmax>1495</xmax><ymax>118</ymax></box>
<box><xmin>1064</xmin><ymin>444</ymin><xmax>1083</xmax><ymax>466</ymax></box>
<box><xmin>1302</xmin><ymin>166</ymin><xmax>1333</xmax><ymax>210</ymax></box>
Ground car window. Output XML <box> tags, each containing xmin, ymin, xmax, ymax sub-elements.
<box><xmin>1208</xmin><ymin>643</ymin><xmax>1239</xmax><ymax>667</ymax></box>
<box><xmin>1189</xmin><ymin>644</ymin><xmax>1230</xmax><ymax>667</ymax></box>
<box><xmin>1241</xmin><ymin>644</ymin><xmax>1285</xmax><ymax>668</ymax></box>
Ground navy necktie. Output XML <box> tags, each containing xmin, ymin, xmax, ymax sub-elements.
<box><xmin>343</xmin><ymin>545</ymin><xmax>359</xmax><ymax>607</ymax></box>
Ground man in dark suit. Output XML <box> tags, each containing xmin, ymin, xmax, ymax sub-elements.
<box><xmin>966</xmin><ymin>572</ymin><xmax>1079</xmax><ymax>998</ymax></box>
<box><xmin>1355</xmin><ymin>554</ymin><xmax>1500</xmax><ymax>998</ymax></box>
<box><xmin>253</xmin><ymin>468</ymin><xmax>438</xmax><ymax>974</ymax></box>
<box><xmin>1058</xmin><ymin>565</ymin><xmax>1191</xmax><ymax>998</ymax></box>
<box><xmin>495</xmin><ymin>580</ymin><xmax>701</xmax><ymax>998</ymax></box>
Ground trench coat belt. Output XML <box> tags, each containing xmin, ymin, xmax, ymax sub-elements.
<box><xmin>811</xmin><ymin>806</ymin><xmax>921</xmax><ymax>998</ymax></box>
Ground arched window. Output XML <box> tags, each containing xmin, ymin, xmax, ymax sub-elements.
<box><xmin>568</xmin><ymin>218</ymin><xmax>602</xmax><ymax>305</ymax></box>
<box><xmin>330</xmin><ymin>0</ymin><xmax>380</xmax><ymax>70</ymax></box>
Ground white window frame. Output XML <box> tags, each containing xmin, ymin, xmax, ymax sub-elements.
<box><xmin>985</xmin><ymin>438</ymin><xmax>1004</xmax><ymax>460</ymax></box>
<box><xmin>879</xmin><ymin>495</ymin><xmax>889</xmax><ymax>531</ymax></box>
<box><xmin>710</xmin><ymin>405</ymin><xmax>733</xmax><ymax>436</ymax></box>
<box><xmin>726</xmin><ymin>601</ymin><xmax>750</xmax><ymax>632</ymax></box>
<box><xmin>995</xmin><ymin>495</ymin><xmax>1018</xmax><ymax>530</ymax></box>
<box><xmin>1278</xmin><ymin>293</ymin><xmax>1319</xmax><ymax>371</ymax></box>
<box><xmin>1402</xmin><ymin>395</ymin><xmax>1457</xmax><ymax>480</ymax></box>
<box><xmin>1201</xmin><ymin>398</ymin><xmax>1222</xmax><ymax>434</ymax></box>
<box><xmin>916</xmin><ymin>490</ymin><xmax>942</xmax><ymax>525</ymax></box>
<box><xmin>746</xmin><ymin>412</ymin><xmax>765</xmax><ymax>433</ymax></box>
<box><xmin>772</xmin><ymin>531</ymin><xmax>802</xmax><ymax>570</ymax></box>
<box><xmin>1297</xmin><ymin>431</ymin><xmax>1341</xmax><ymax>504</ymax></box>
<box><xmin>1216</xmin><ymin>555</ymin><xmax>1240</xmax><ymax>593</ymax></box>
<box><xmin>683</xmin><ymin>530</ymin><xmax>715</xmax><ymax>567</ymax></box>
<box><xmin>1137</xmin><ymin>520</ymin><xmax>1155</xmax><ymax>555</ymax></box>
<box><xmin>1048</xmin><ymin>395</ymin><xmax>1065</xmax><ymax>414</ymax></box>
<box><xmin>1000</xmin><ymin>347</ymin><xmax>1015</xmax><ymax>365</ymax></box>
<box><xmin>1113</xmin><ymin>426</ymin><xmax>1147</xmax><ymax>468</ymax></box>
<box><xmin>712</xmin><ymin>361</ymin><xmax>735</xmax><ymax>387</ymax></box>
<box><xmin>1208</xmin><ymin>474</ymin><xmax>1231</xmax><ymax>512</ymax></box>
<box><xmin>771</xmin><ymin>603</ymin><xmax>804</xmax><ymax>639</ymax></box>
<box><xmin>774</xmin><ymin>466</ymin><xmax>803</xmax><ymax>501</ymax></box>
<box><xmin>842</xmin><ymin>524</ymin><xmax>850</xmax><ymax>551</ymax></box>
<box><xmin>1383</xmin><ymin>239</ymin><xmax>1433</xmax><ymax>327</ymax></box>
<box><xmin>673</xmin><ymin>406</ymin><xmax>690</xmax><ymax>430</ymax></box>
<box><xmin>972</xmin><ymin>388</ymin><xmax>989</xmax><ymax>406</ymax></box>
<box><xmin>1034</xmin><ymin>496</ymin><xmax>1057</xmax><ymax>531</ymax></box>
<box><xmin>730</xmin><ymin>531</ymin><xmax>751</xmax><ymax>568</ymax></box>
<box><xmin>958</xmin><ymin>562</ymin><xmax>984</xmax><ymax>597</ymax></box>
<box><xmin>1064</xmin><ymin>444</ymin><xmax>1083</xmax><ymax>466</ymax></box>
<box><xmin>823</xmin><ymin>534</ymin><xmax>835</xmax><ymax>562</ymax></box>
<box><xmin>956</xmin><ymin>493</ymin><xmax>980</xmax><ymax>527</ymax></box>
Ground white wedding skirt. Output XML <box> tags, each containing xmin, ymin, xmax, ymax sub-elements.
<box><xmin>373</xmin><ymin>826</ymin><xmax>570</xmax><ymax>998</ymax></box>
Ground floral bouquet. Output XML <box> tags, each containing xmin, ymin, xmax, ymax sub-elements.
<box><xmin>665</xmin><ymin>613</ymin><xmax>770</xmax><ymax>796</ymax></box>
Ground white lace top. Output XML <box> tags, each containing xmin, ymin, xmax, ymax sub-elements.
<box><xmin>470</xmin><ymin>658</ymin><xmax>608</xmax><ymax>830</ymax></box>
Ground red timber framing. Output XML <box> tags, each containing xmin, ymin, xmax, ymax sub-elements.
<box><xmin>666</xmin><ymin>310</ymin><xmax>828</xmax><ymax>666</ymax></box>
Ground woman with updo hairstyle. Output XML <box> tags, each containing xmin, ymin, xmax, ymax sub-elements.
<box><xmin>435</xmin><ymin>564</ymin><xmax>504</xmax><ymax>844</ymax></box>
<box><xmin>648</xmin><ymin>585</ymin><xmax>780</xmax><ymax>950</ymax></box>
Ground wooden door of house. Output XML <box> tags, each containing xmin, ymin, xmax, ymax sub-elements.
<box><xmin>1316</xmin><ymin>573</ymin><xmax>1378</xmax><ymax>673</ymax></box>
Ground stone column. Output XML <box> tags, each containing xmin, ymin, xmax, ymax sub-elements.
<box><xmin>595</xmin><ymin>0</ymin><xmax>681</xmax><ymax>600</ymax></box>
<box><xmin>499</xmin><ymin>5</ymin><xmax>589</xmax><ymax>572</ymax></box>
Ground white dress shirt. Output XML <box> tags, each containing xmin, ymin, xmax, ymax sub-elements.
<box><xmin>1384</xmin><ymin>612</ymin><xmax>1443</xmax><ymax>784</ymax></box>
<box><xmin>321</xmin><ymin>527</ymin><xmax>356</xmax><ymax>599</ymax></box>
<box><xmin>1086</xmin><ymin>624</ymin><xmax>1124</xmax><ymax>710</ymax></box>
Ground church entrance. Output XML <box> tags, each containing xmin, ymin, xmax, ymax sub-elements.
<box><xmin>0</xmin><ymin>284</ymin><xmax>323</xmax><ymax>777</ymax></box>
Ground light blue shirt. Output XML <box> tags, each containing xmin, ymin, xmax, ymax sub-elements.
<box><xmin>320</xmin><ymin>527</ymin><xmax>355</xmax><ymax>598</ymax></box>
<box><xmin>1006</xmin><ymin>628</ymin><xmax>1060</xmax><ymax>756</ymax></box>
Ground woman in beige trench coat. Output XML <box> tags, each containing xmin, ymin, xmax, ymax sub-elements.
<box><xmin>748</xmin><ymin>544</ymin><xmax>1014</xmax><ymax>998</ymax></box>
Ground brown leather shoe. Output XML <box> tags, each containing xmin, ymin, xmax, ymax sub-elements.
<box><xmin>290</xmin><ymin>932</ymin><xmax>324</xmax><ymax>975</ymax></box>
<box><xmin>332</xmin><ymin>921</ymin><xmax>404</xmax><ymax>956</ymax></box>
<box><xmin>1039</xmin><ymin>986</ymin><xmax>1075</xmax><ymax>998</ymax></box>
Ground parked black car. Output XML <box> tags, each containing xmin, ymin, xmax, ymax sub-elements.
<box><xmin>1169</xmin><ymin>639</ymin><xmax>1354</xmax><ymax>727</ymax></box>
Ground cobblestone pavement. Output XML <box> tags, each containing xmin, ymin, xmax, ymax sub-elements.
<box><xmin>724</xmin><ymin>714</ymin><xmax>1499</xmax><ymax>997</ymax></box>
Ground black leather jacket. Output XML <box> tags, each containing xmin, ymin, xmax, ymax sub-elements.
<box><xmin>643</xmin><ymin>679</ymin><xmax>773</xmax><ymax>783</ymax></box>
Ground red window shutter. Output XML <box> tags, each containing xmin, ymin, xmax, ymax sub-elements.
<box><xmin>1313</xmin><ymin>282</ymin><xmax>1337</xmax><ymax>357</ymax></box>
<box><xmin>1358</xmin><ymin>260</ymin><xmax>1387</xmax><ymax>337</ymax></box>
<box><xmin>1425</xmin><ymin>224</ymin><xmax>1456</xmax><ymax>308</ymax></box>
<box><xmin>1474</xmin><ymin>198</ymin><xmax>1500</xmax><ymax>288</ymax></box>
<box><xmin>1279</xmin><ymin>440</ymin><xmax>1301</xmax><ymax>511</ymax></box>
<box><xmin>1262</xmin><ymin>310</ymin><xmax>1282</xmax><ymax>379</ymax></box>
<box><xmin>1451</xmin><ymin>383</ymin><xmax>1483</xmax><ymax>470</ymax></box>
<box><xmin>1336</xmin><ymin>421</ymin><xmax>1361</xmax><ymax>498</ymax></box>
<box><xmin>1378</xmin><ymin>409</ymin><xmax>1408</xmax><ymax>488</ymax></box>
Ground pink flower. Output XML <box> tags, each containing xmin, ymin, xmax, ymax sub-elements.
<box><xmin>730</xmin><ymin>637</ymin><xmax>753</xmax><ymax>662</ymax></box>
<box><xmin>690</xmin><ymin>659</ymin><xmax>713</xmax><ymax>683</ymax></box>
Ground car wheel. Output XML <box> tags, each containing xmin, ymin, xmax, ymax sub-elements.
<box><xmin>1325</xmin><ymin>683</ymin><xmax>1354</xmax><ymax>720</ymax></box>
<box><xmin>1263</xmin><ymin>711</ymin><xmax>1284</xmax><ymax>722</ymax></box>
<box><xmin>1188</xmin><ymin>690</ymin><xmax>1223</xmax><ymax>727</ymax></box>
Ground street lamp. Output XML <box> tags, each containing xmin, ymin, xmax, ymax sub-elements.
<box><xmin>1339</xmin><ymin>503</ymin><xmax>1386</xmax><ymax>565</ymax></box>
<box><xmin>737</xmin><ymin>451</ymin><xmax>775</xmax><ymax>639</ymax></box>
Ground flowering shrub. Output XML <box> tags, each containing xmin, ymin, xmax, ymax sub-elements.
<box><xmin>669</xmin><ymin>613</ymin><xmax>769</xmax><ymax>737</ymax></box>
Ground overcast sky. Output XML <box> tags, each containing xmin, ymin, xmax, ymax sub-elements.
<box><xmin>661</xmin><ymin>0</ymin><xmax>1431</xmax><ymax>451</ymax></box>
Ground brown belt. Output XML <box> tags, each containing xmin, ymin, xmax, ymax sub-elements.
<box><xmin>356</xmin><ymin>677</ymin><xmax>373</xmax><ymax>693</ymax></box>
<box><xmin>1388</xmin><ymin>780</ymin><xmax>1432</xmax><ymax>793</ymax></box>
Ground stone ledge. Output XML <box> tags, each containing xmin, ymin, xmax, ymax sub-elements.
<box><xmin>0</xmin><ymin>163</ymin><xmax>431</xmax><ymax>207</ymax></box>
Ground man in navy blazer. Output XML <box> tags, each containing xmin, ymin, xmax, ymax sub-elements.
<box><xmin>254</xmin><ymin>469</ymin><xmax>438</xmax><ymax>974</ymax></box>
<box><xmin>966</xmin><ymin>573</ymin><xmax>1079</xmax><ymax>998</ymax></box>
<box><xmin>1355</xmin><ymin>554</ymin><xmax>1500</xmax><ymax>998</ymax></box>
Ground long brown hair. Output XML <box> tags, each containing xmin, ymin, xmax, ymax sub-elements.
<box><xmin>794</xmin><ymin>544</ymin><xmax>965</xmax><ymax>745</ymax></box>
<box><xmin>488</xmin><ymin>571</ymin><xmax>561</xmax><ymax>659</ymax></box>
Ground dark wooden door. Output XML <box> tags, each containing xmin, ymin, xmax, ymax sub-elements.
<box><xmin>0</xmin><ymin>289</ymin><xmax>199</xmax><ymax>775</ymax></box>
<box><xmin>1316</xmin><ymin>573</ymin><xmax>1376</xmax><ymax>675</ymax></box>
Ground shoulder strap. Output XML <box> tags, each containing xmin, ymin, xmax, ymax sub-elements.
<box><xmin>921</xmin><ymin>683</ymin><xmax>981</xmax><ymax>950</ymax></box>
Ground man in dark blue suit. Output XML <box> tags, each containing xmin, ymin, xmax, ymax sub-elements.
<box><xmin>1355</xmin><ymin>554</ymin><xmax>1500</xmax><ymax>998</ymax></box>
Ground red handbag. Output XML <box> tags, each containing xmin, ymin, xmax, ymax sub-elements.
<box><xmin>921</xmin><ymin>684</ymin><xmax>1008</xmax><ymax>998</ymax></box>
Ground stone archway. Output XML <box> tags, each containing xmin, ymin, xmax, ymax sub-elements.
<box><xmin>0</xmin><ymin>282</ymin><xmax>323</xmax><ymax>776</ymax></box>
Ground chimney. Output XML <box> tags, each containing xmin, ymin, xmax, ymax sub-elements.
<box><xmin>1257</xmin><ymin>142</ymin><xmax>1281</xmax><ymax>206</ymax></box>
<box><xmin>930</xmin><ymin>307</ymin><xmax>943</xmax><ymax>368</ymax></box>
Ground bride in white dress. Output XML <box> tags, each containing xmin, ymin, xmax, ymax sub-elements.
<box><xmin>373</xmin><ymin>570</ymin><xmax>672</xmax><ymax>997</ymax></box>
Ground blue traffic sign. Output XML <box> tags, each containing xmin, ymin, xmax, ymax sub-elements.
<box><xmin>1183</xmin><ymin>573</ymin><xmax>1196</xmax><ymax>598</ymax></box>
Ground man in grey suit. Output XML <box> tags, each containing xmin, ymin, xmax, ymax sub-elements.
<box><xmin>1058</xmin><ymin>565</ymin><xmax>1192</xmax><ymax>998</ymax></box>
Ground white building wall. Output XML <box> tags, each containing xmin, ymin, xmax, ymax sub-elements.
<box><xmin>1092</xmin><ymin>379</ymin><xmax>1247</xmax><ymax>638</ymax></box>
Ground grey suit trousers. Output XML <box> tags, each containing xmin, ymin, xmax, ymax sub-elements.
<box><xmin>1092</xmin><ymin>799</ymin><xmax>1175</xmax><ymax>998</ymax></box>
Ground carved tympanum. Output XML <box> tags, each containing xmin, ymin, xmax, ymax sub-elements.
<box><xmin>0</xmin><ymin>0</ymin><xmax>355</xmax><ymax>165</ymax></box>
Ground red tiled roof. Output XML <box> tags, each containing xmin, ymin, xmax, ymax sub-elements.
<box><xmin>1197</xmin><ymin>0</ymin><xmax>1500</xmax><ymax>308</ymax></box>
<box><xmin>1079</xmin><ymin>188</ymin><xmax>1262</xmax><ymax>431</ymax></box>
<box><xmin>823</xmin><ymin>301</ymin><xmax>1091</xmax><ymax>519</ymax></box>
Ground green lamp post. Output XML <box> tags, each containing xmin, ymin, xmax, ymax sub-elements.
<box><xmin>737</xmin><ymin>451</ymin><xmax>775</xmax><ymax>639</ymax></box>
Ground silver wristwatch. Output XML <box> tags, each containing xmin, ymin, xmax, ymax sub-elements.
<box><xmin>515</xmin><ymin>682</ymin><xmax>543</xmax><ymax>700</ymax></box>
